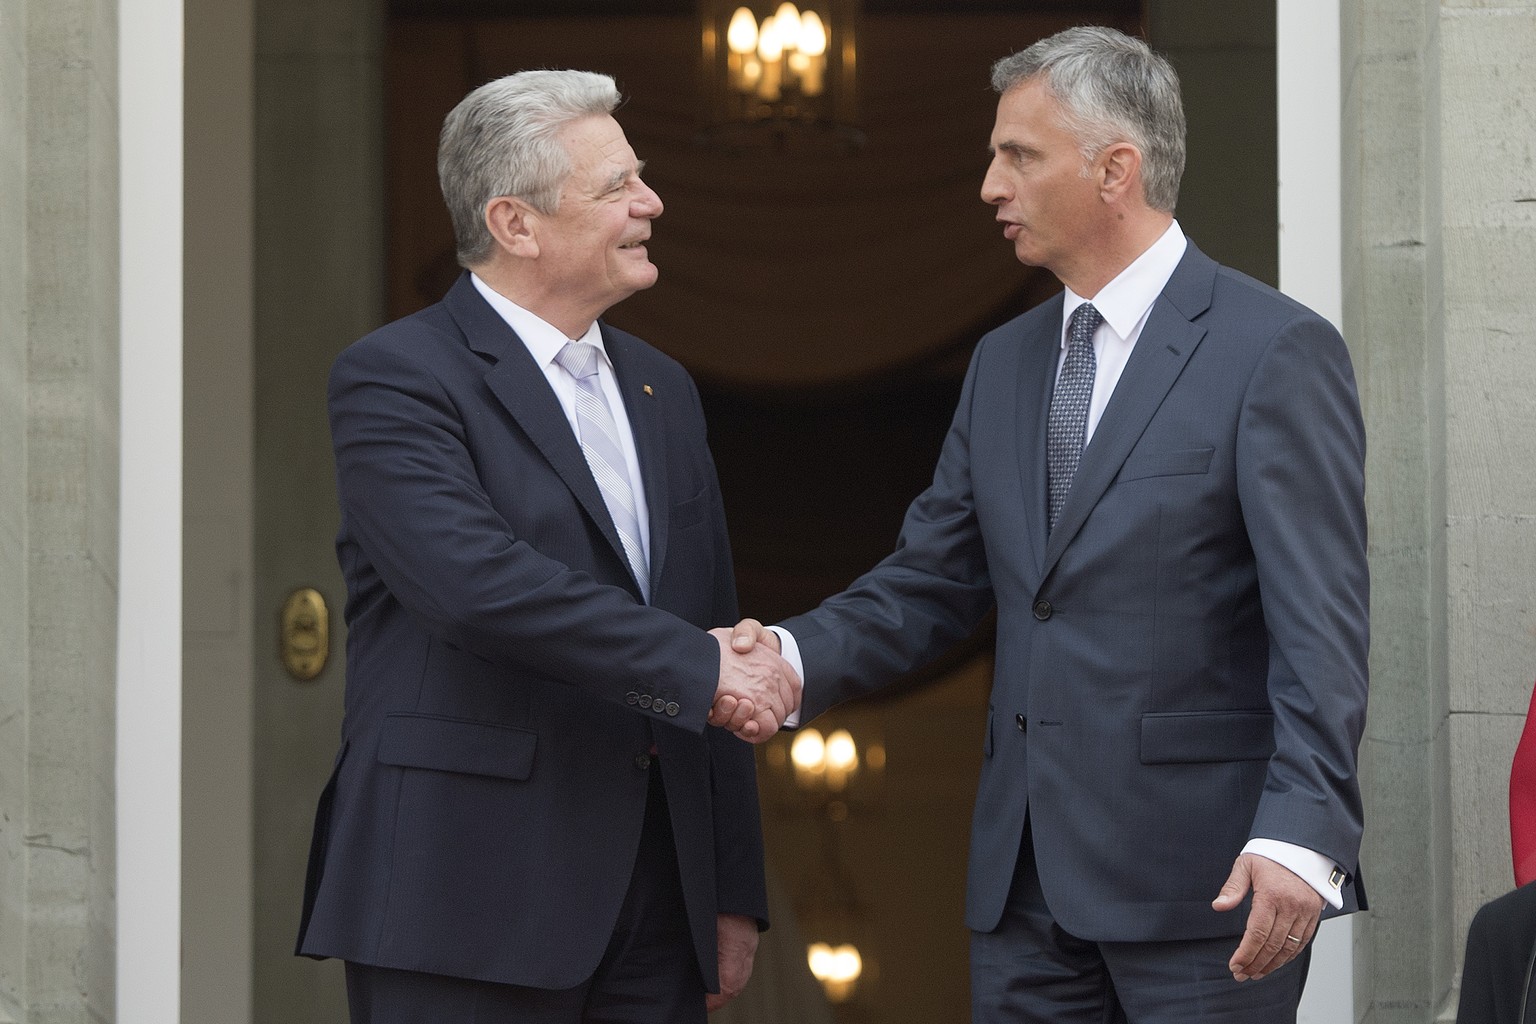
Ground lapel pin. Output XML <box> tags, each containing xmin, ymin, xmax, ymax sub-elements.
<box><xmin>643</xmin><ymin>385</ymin><xmax>654</xmax><ymax>396</ymax></box>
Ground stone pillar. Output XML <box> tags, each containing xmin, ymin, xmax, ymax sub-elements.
<box><xmin>1346</xmin><ymin>0</ymin><xmax>1536</xmax><ymax>1021</ymax></box>
<box><xmin>8</xmin><ymin>0</ymin><xmax>122</xmax><ymax>1020</ymax></box>
<box><xmin>0</xmin><ymin>0</ymin><xmax>30</xmax><ymax>1020</ymax></box>
<box><xmin>1439</xmin><ymin>0</ymin><xmax>1536</xmax><ymax>1017</ymax></box>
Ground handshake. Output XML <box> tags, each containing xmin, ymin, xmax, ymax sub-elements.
<box><xmin>707</xmin><ymin>619</ymin><xmax>801</xmax><ymax>743</ymax></box>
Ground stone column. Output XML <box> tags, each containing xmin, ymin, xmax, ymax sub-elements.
<box><xmin>0</xmin><ymin>0</ymin><xmax>30</xmax><ymax>1016</ymax></box>
<box><xmin>1345</xmin><ymin>0</ymin><xmax>1536</xmax><ymax>1021</ymax></box>
<box><xmin>5</xmin><ymin>0</ymin><xmax>122</xmax><ymax>1021</ymax></box>
<box><xmin>1439</xmin><ymin>0</ymin><xmax>1536</xmax><ymax>1017</ymax></box>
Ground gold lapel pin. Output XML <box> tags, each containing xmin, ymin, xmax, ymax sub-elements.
<box><xmin>643</xmin><ymin>385</ymin><xmax>654</xmax><ymax>396</ymax></box>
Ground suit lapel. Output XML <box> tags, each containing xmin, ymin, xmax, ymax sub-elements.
<box><xmin>1040</xmin><ymin>245</ymin><xmax>1217</xmax><ymax>574</ymax></box>
<box><xmin>1015</xmin><ymin>295</ymin><xmax>1064</xmax><ymax>576</ymax></box>
<box><xmin>443</xmin><ymin>275</ymin><xmax>638</xmax><ymax>590</ymax></box>
<box><xmin>602</xmin><ymin>323</ymin><xmax>670</xmax><ymax>597</ymax></box>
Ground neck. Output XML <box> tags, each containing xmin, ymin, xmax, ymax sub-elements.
<box><xmin>1057</xmin><ymin>209</ymin><xmax>1174</xmax><ymax>299</ymax></box>
<box><xmin>472</xmin><ymin>262</ymin><xmax>599</xmax><ymax>339</ymax></box>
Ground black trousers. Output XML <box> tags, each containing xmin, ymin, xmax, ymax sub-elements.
<box><xmin>346</xmin><ymin>769</ymin><xmax>706</xmax><ymax>1024</ymax></box>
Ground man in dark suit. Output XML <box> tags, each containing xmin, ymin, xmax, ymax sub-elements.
<box><xmin>715</xmin><ymin>26</ymin><xmax>1369</xmax><ymax>1023</ymax></box>
<box><xmin>295</xmin><ymin>69</ymin><xmax>800</xmax><ymax>1023</ymax></box>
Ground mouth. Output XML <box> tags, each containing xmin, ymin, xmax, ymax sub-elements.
<box><xmin>997</xmin><ymin>218</ymin><xmax>1021</xmax><ymax>240</ymax></box>
<box><xmin>619</xmin><ymin>238</ymin><xmax>649</xmax><ymax>251</ymax></box>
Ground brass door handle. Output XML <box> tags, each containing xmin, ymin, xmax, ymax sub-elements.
<box><xmin>280</xmin><ymin>587</ymin><xmax>330</xmax><ymax>681</ymax></box>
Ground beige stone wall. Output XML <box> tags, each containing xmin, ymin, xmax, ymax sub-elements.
<box><xmin>6</xmin><ymin>0</ymin><xmax>122</xmax><ymax>1021</ymax></box>
<box><xmin>1440</xmin><ymin>1</ymin><xmax>1536</xmax><ymax>1019</ymax></box>
<box><xmin>0</xmin><ymin>0</ymin><xmax>29</xmax><ymax>1018</ymax></box>
<box><xmin>1346</xmin><ymin>0</ymin><xmax>1536</xmax><ymax>1021</ymax></box>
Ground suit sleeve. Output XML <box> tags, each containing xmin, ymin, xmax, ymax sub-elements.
<box><xmin>329</xmin><ymin>337</ymin><xmax>723</xmax><ymax>731</ymax></box>
<box><xmin>783</xmin><ymin>335</ymin><xmax>998</xmax><ymax>720</ymax></box>
<box><xmin>1235</xmin><ymin>313</ymin><xmax>1369</xmax><ymax>873</ymax></box>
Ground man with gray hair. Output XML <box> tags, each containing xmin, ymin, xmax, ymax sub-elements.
<box><xmin>296</xmin><ymin>69</ymin><xmax>798</xmax><ymax>1022</ymax></box>
<box><xmin>718</xmin><ymin>25</ymin><xmax>1368</xmax><ymax>1022</ymax></box>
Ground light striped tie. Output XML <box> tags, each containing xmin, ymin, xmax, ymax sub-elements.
<box><xmin>555</xmin><ymin>341</ymin><xmax>649</xmax><ymax>600</ymax></box>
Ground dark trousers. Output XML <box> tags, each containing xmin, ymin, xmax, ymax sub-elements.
<box><xmin>346</xmin><ymin>769</ymin><xmax>706</xmax><ymax>1024</ymax></box>
<box><xmin>972</xmin><ymin>821</ymin><xmax>1309</xmax><ymax>1024</ymax></box>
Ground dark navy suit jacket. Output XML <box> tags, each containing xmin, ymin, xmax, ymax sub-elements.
<box><xmin>783</xmin><ymin>242</ymin><xmax>1369</xmax><ymax>941</ymax></box>
<box><xmin>295</xmin><ymin>273</ymin><xmax>767</xmax><ymax>990</ymax></box>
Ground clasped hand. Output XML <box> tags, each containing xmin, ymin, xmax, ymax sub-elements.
<box><xmin>708</xmin><ymin>619</ymin><xmax>797</xmax><ymax>742</ymax></box>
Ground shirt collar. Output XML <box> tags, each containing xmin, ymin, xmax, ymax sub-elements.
<box><xmin>1061</xmin><ymin>220</ymin><xmax>1187</xmax><ymax>347</ymax></box>
<box><xmin>470</xmin><ymin>273</ymin><xmax>607</xmax><ymax>369</ymax></box>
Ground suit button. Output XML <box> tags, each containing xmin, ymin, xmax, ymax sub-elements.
<box><xmin>625</xmin><ymin>691</ymin><xmax>639</xmax><ymax>706</ymax></box>
<box><xmin>1015</xmin><ymin>713</ymin><xmax>1027</xmax><ymax>733</ymax></box>
<box><xmin>664</xmin><ymin>702</ymin><xmax>680</xmax><ymax>717</ymax></box>
<box><xmin>652</xmin><ymin>701</ymin><xmax>667</xmax><ymax>715</ymax></box>
<box><xmin>634</xmin><ymin>753</ymin><xmax>652</xmax><ymax>770</ymax></box>
<box><xmin>637</xmin><ymin>694</ymin><xmax>653</xmax><ymax>710</ymax></box>
<box><xmin>1032</xmin><ymin>600</ymin><xmax>1052</xmax><ymax>620</ymax></box>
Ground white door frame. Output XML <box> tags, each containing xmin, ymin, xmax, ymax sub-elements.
<box><xmin>1277</xmin><ymin>2</ymin><xmax>1353</xmax><ymax>1022</ymax></box>
<box><xmin>117</xmin><ymin>0</ymin><xmax>184</xmax><ymax>1019</ymax></box>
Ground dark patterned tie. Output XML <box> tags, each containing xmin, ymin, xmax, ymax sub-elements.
<box><xmin>1046</xmin><ymin>302</ymin><xmax>1103</xmax><ymax>532</ymax></box>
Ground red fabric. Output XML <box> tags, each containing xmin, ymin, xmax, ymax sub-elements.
<box><xmin>1512</xmin><ymin>680</ymin><xmax>1536</xmax><ymax>886</ymax></box>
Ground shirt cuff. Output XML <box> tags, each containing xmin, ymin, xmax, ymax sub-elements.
<box><xmin>1242</xmin><ymin>838</ymin><xmax>1345</xmax><ymax>910</ymax></box>
<box><xmin>766</xmin><ymin>626</ymin><xmax>804</xmax><ymax>729</ymax></box>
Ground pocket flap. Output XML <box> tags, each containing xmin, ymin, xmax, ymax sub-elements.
<box><xmin>1139</xmin><ymin>710</ymin><xmax>1274</xmax><ymax>764</ymax></box>
<box><xmin>378</xmin><ymin>713</ymin><xmax>537</xmax><ymax>780</ymax></box>
<box><xmin>1119</xmin><ymin>446</ymin><xmax>1216</xmax><ymax>482</ymax></box>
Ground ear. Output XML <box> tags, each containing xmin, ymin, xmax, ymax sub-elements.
<box><xmin>484</xmin><ymin>195</ymin><xmax>540</xmax><ymax>259</ymax></box>
<box><xmin>1097</xmin><ymin>142</ymin><xmax>1144</xmax><ymax>205</ymax></box>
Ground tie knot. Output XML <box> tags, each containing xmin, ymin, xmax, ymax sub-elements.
<box><xmin>555</xmin><ymin>341</ymin><xmax>600</xmax><ymax>381</ymax></box>
<box><xmin>1069</xmin><ymin>302</ymin><xmax>1104</xmax><ymax>346</ymax></box>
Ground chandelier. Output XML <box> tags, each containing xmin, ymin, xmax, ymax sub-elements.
<box><xmin>698</xmin><ymin>0</ymin><xmax>861</xmax><ymax>151</ymax></box>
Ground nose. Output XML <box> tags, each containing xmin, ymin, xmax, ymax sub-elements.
<box><xmin>634</xmin><ymin>179</ymin><xmax>663</xmax><ymax>218</ymax></box>
<box><xmin>980</xmin><ymin>157</ymin><xmax>1008</xmax><ymax>206</ymax></box>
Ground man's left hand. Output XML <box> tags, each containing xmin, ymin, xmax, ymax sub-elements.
<box><xmin>1212</xmin><ymin>853</ymin><xmax>1323</xmax><ymax>982</ymax></box>
<box><xmin>707</xmin><ymin>913</ymin><xmax>759</xmax><ymax>1011</ymax></box>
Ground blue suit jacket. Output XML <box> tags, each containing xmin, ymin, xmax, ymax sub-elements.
<box><xmin>783</xmin><ymin>242</ymin><xmax>1369</xmax><ymax>941</ymax></box>
<box><xmin>295</xmin><ymin>274</ymin><xmax>767</xmax><ymax>989</ymax></box>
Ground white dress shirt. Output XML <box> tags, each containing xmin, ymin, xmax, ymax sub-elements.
<box><xmin>470</xmin><ymin>273</ymin><xmax>651</xmax><ymax>568</ymax></box>
<box><xmin>773</xmin><ymin>222</ymin><xmax>1345</xmax><ymax>908</ymax></box>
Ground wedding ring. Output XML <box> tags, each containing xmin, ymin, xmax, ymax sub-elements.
<box><xmin>1286</xmin><ymin>935</ymin><xmax>1302</xmax><ymax>944</ymax></box>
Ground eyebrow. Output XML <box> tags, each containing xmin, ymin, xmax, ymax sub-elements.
<box><xmin>598</xmin><ymin>160</ymin><xmax>646</xmax><ymax>195</ymax></box>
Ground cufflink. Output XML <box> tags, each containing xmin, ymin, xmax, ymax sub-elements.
<box><xmin>1328</xmin><ymin>867</ymin><xmax>1346</xmax><ymax>890</ymax></box>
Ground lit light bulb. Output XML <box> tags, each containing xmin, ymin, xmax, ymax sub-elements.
<box><xmin>807</xmin><ymin>942</ymin><xmax>863</xmax><ymax>1001</ymax></box>
<box><xmin>773</xmin><ymin>2</ymin><xmax>802</xmax><ymax>49</ymax></box>
<box><xmin>799</xmin><ymin>10</ymin><xmax>827</xmax><ymax>56</ymax></box>
<box><xmin>825</xmin><ymin>729</ymin><xmax>858</xmax><ymax>772</ymax></box>
<box><xmin>756</xmin><ymin>16</ymin><xmax>784</xmax><ymax>61</ymax></box>
<box><xmin>790</xmin><ymin>728</ymin><xmax>825</xmax><ymax>771</ymax></box>
<box><xmin>727</xmin><ymin>7</ymin><xmax>758</xmax><ymax>55</ymax></box>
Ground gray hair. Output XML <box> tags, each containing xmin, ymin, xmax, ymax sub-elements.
<box><xmin>991</xmin><ymin>26</ymin><xmax>1185</xmax><ymax>213</ymax></box>
<box><xmin>438</xmin><ymin>69</ymin><xmax>621</xmax><ymax>267</ymax></box>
